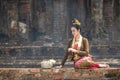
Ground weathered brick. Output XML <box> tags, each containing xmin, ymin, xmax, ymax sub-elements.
<box><xmin>18</xmin><ymin>68</ymin><xmax>30</xmax><ymax>74</ymax></box>
<box><xmin>30</xmin><ymin>68</ymin><xmax>40</xmax><ymax>73</ymax></box>
<box><xmin>71</xmin><ymin>72</ymin><xmax>81</xmax><ymax>78</ymax></box>
<box><xmin>34</xmin><ymin>73</ymin><xmax>41</xmax><ymax>78</ymax></box>
<box><xmin>82</xmin><ymin>73</ymin><xmax>90</xmax><ymax>78</ymax></box>
<box><xmin>52</xmin><ymin>73</ymin><xmax>64</xmax><ymax>79</ymax></box>
<box><xmin>42</xmin><ymin>69</ymin><xmax>52</xmax><ymax>73</ymax></box>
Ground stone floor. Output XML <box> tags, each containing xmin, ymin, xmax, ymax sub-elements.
<box><xmin>0</xmin><ymin>58</ymin><xmax>119</xmax><ymax>68</ymax></box>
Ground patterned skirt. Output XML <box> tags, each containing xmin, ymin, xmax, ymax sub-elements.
<box><xmin>74</xmin><ymin>56</ymin><xmax>99</xmax><ymax>69</ymax></box>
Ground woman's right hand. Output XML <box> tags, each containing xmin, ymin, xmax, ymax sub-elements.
<box><xmin>68</xmin><ymin>48</ymin><xmax>77</xmax><ymax>53</ymax></box>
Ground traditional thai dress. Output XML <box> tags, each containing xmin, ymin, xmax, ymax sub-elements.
<box><xmin>61</xmin><ymin>35</ymin><xmax>100</xmax><ymax>69</ymax></box>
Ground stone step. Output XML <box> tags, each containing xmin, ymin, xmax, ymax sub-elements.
<box><xmin>0</xmin><ymin>58</ymin><xmax>119</xmax><ymax>68</ymax></box>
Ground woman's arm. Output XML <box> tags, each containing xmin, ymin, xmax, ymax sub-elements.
<box><xmin>61</xmin><ymin>39</ymin><xmax>72</xmax><ymax>67</ymax></box>
<box><xmin>61</xmin><ymin>51</ymin><xmax>68</xmax><ymax>67</ymax></box>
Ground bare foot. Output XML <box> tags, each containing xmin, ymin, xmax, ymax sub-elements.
<box><xmin>99</xmin><ymin>64</ymin><xmax>110</xmax><ymax>68</ymax></box>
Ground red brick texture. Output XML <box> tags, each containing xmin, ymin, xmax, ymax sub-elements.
<box><xmin>0</xmin><ymin>68</ymin><xmax>120</xmax><ymax>80</ymax></box>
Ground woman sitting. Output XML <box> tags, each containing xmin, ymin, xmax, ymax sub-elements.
<box><xmin>59</xmin><ymin>19</ymin><xmax>109</xmax><ymax>69</ymax></box>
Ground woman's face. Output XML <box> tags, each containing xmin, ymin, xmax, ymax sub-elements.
<box><xmin>71</xmin><ymin>27</ymin><xmax>80</xmax><ymax>38</ymax></box>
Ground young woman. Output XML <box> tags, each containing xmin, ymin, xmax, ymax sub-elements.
<box><xmin>59</xmin><ymin>19</ymin><xmax>109</xmax><ymax>69</ymax></box>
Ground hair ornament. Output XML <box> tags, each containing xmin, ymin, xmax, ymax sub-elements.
<box><xmin>72</xmin><ymin>18</ymin><xmax>81</xmax><ymax>26</ymax></box>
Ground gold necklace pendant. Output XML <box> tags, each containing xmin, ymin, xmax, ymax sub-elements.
<box><xmin>75</xmin><ymin>39</ymin><xmax>79</xmax><ymax>42</ymax></box>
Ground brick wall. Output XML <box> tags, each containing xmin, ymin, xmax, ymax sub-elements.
<box><xmin>0</xmin><ymin>68</ymin><xmax>120</xmax><ymax>80</ymax></box>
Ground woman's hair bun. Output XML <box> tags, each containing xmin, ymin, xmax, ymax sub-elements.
<box><xmin>72</xmin><ymin>18</ymin><xmax>81</xmax><ymax>26</ymax></box>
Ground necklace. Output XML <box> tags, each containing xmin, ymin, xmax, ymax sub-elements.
<box><xmin>75</xmin><ymin>39</ymin><xmax>79</xmax><ymax>42</ymax></box>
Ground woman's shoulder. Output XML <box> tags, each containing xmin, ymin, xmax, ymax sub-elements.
<box><xmin>67</xmin><ymin>38</ymin><xmax>73</xmax><ymax>44</ymax></box>
<box><xmin>83</xmin><ymin>37</ymin><xmax>87</xmax><ymax>40</ymax></box>
<box><xmin>82</xmin><ymin>37</ymin><xmax>88</xmax><ymax>42</ymax></box>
